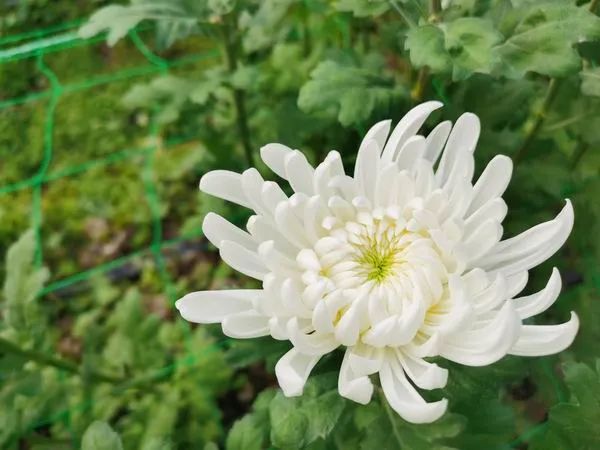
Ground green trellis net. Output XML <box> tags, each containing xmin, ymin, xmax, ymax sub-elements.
<box><xmin>0</xmin><ymin>18</ymin><xmax>568</xmax><ymax>449</ymax></box>
<box><xmin>0</xmin><ymin>20</ymin><xmax>231</xmax><ymax>438</ymax></box>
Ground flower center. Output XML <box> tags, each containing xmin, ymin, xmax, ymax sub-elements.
<box><xmin>354</xmin><ymin>233</ymin><xmax>400</xmax><ymax>284</ymax></box>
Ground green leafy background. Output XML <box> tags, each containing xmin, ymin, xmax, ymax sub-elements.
<box><xmin>0</xmin><ymin>0</ymin><xmax>599</xmax><ymax>449</ymax></box>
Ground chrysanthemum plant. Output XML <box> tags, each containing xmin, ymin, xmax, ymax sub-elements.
<box><xmin>177</xmin><ymin>100</ymin><xmax>578</xmax><ymax>424</ymax></box>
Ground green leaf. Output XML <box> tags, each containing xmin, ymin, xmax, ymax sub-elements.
<box><xmin>2</xmin><ymin>230</ymin><xmax>49</xmax><ymax>337</ymax></box>
<box><xmin>298</xmin><ymin>57</ymin><xmax>404</xmax><ymax>126</ymax></box>
<box><xmin>405</xmin><ymin>25</ymin><xmax>452</xmax><ymax>74</ymax></box>
<box><xmin>334</xmin><ymin>0</ymin><xmax>390</xmax><ymax>17</ymax></box>
<box><xmin>226</xmin><ymin>414</ymin><xmax>267</xmax><ymax>450</ymax></box>
<box><xmin>267</xmin><ymin>374</ymin><xmax>346</xmax><ymax>448</ymax></box>
<box><xmin>444</xmin><ymin>18</ymin><xmax>503</xmax><ymax>80</ymax></box>
<box><xmin>530</xmin><ymin>361</ymin><xmax>600</xmax><ymax>450</ymax></box>
<box><xmin>495</xmin><ymin>2</ymin><xmax>600</xmax><ymax>78</ymax></box>
<box><xmin>405</xmin><ymin>19</ymin><xmax>502</xmax><ymax>80</ymax></box>
<box><xmin>78</xmin><ymin>1</ymin><xmax>204</xmax><ymax>48</ymax></box>
<box><xmin>81</xmin><ymin>421</ymin><xmax>123</xmax><ymax>450</ymax></box>
<box><xmin>581</xmin><ymin>68</ymin><xmax>600</xmax><ymax>97</ymax></box>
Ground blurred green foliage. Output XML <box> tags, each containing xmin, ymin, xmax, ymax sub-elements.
<box><xmin>0</xmin><ymin>0</ymin><xmax>599</xmax><ymax>449</ymax></box>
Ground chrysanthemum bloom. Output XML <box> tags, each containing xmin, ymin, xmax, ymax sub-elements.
<box><xmin>176</xmin><ymin>102</ymin><xmax>578</xmax><ymax>423</ymax></box>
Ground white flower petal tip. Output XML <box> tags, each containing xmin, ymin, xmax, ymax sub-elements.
<box><xmin>275</xmin><ymin>349</ymin><xmax>321</xmax><ymax>397</ymax></box>
<box><xmin>178</xmin><ymin>102</ymin><xmax>577</xmax><ymax>424</ymax></box>
<box><xmin>509</xmin><ymin>312</ymin><xmax>579</xmax><ymax>357</ymax></box>
<box><xmin>175</xmin><ymin>290</ymin><xmax>256</xmax><ymax>323</ymax></box>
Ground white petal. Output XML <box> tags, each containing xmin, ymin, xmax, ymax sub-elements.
<box><xmin>513</xmin><ymin>268</ymin><xmax>562</xmax><ymax>319</ymax></box>
<box><xmin>436</xmin><ymin>112</ymin><xmax>480</xmax><ymax>185</ymax></box>
<box><xmin>461</xmin><ymin>219</ymin><xmax>503</xmax><ymax>263</ymax></box>
<box><xmin>175</xmin><ymin>290</ymin><xmax>257</xmax><ymax>323</ymax></box>
<box><xmin>274</xmin><ymin>201</ymin><xmax>311</xmax><ymax>248</ymax></box>
<box><xmin>509</xmin><ymin>312</ymin><xmax>579</xmax><ymax>356</ymax></box>
<box><xmin>506</xmin><ymin>271</ymin><xmax>529</xmax><ymax>298</ymax></box>
<box><xmin>423</xmin><ymin>120</ymin><xmax>452</xmax><ymax>163</ymax></box>
<box><xmin>479</xmin><ymin>200</ymin><xmax>574</xmax><ymax>276</ymax></box>
<box><xmin>395</xmin><ymin>135</ymin><xmax>426</xmax><ymax>171</ymax></box>
<box><xmin>398</xmin><ymin>350</ymin><xmax>448</xmax><ymax>390</ymax></box>
<box><xmin>203</xmin><ymin>212</ymin><xmax>256</xmax><ymax>251</ymax></box>
<box><xmin>359</xmin><ymin>119</ymin><xmax>391</xmax><ymax>154</ymax></box>
<box><xmin>354</xmin><ymin>138</ymin><xmax>380</xmax><ymax>203</ymax></box>
<box><xmin>219</xmin><ymin>240</ymin><xmax>267</xmax><ymax>280</ymax></box>
<box><xmin>338</xmin><ymin>349</ymin><xmax>374</xmax><ymax>404</ymax></box>
<box><xmin>275</xmin><ymin>348</ymin><xmax>321</xmax><ymax>397</ymax></box>
<box><xmin>222</xmin><ymin>311</ymin><xmax>270</xmax><ymax>338</ymax></box>
<box><xmin>379</xmin><ymin>356</ymin><xmax>448</xmax><ymax>424</ymax></box>
<box><xmin>287</xmin><ymin>318</ymin><xmax>339</xmax><ymax>355</ymax></box>
<box><xmin>381</xmin><ymin>101</ymin><xmax>443</xmax><ymax>164</ymax></box>
<box><xmin>261</xmin><ymin>143</ymin><xmax>293</xmax><ymax>179</ymax></box>
<box><xmin>467</xmin><ymin>155</ymin><xmax>512</xmax><ymax>216</ymax></box>
<box><xmin>464</xmin><ymin>198</ymin><xmax>507</xmax><ymax>237</ymax></box>
<box><xmin>285</xmin><ymin>150</ymin><xmax>315</xmax><ymax>195</ymax></box>
<box><xmin>199</xmin><ymin>170</ymin><xmax>251</xmax><ymax>208</ymax></box>
<box><xmin>439</xmin><ymin>302</ymin><xmax>521</xmax><ymax>366</ymax></box>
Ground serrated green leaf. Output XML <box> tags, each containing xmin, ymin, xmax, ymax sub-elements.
<box><xmin>2</xmin><ymin>230</ymin><xmax>49</xmax><ymax>338</ymax></box>
<box><xmin>79</xmin><ymin>1</ymin><xmax>204</xmax><ymax>47</ymax></box>
<box><xmin>298</xmin><ymin>57</ymin><xmax>404</xmax><ymax>126</ymax></box>
<box><xmin>495</xmin><ymin>2</ymin><xmax>600</xmax><ymax>78</ymax></box>
<box><xmin>405</xmin><ymin>18</ymin><xmax>502</xmax><ymax>80</ymax></box>
<box><xmin>81</xmin><ymin>421</ymin><xmax>123</xmax><ymax>450</ymax></box>
<box><xmin>445</xmin><ymin>18</ymin><xmax>503</xmax><ymax>80</ymax></box>
<box><xmin>405</xmin><ymin>25</ymin><xmax>452</xmax><ymax>73</ymax></box>
<box><xmin>226</xmin><ymin>414</ymin><xmax>266</xmax><ymax>450</ymax></box>
<box><xmin>530</xmin><ymin>361</ymin><xmax>600</xmax><ymax>450</ymax></box>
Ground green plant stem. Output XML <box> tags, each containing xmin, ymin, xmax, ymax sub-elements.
<box><xmin>590</xmin><ymin>0</ymin><xmax>599</xmax><ymax>13</ymax></box>
<box><xmin>0</xmin><ymin>336</ymin><xmax>121</xmax><ymax>384</ymax></box>
<box><xmin>430</xmin><ymin>0</ymin><xmax>442</xmax><ymax>21</ymax></box>
<box><xmin>389</xmin><ymin>0</ymin><xmax>416</xmax><ymax>28</ymax></box>
<box><xmin>411</xmin><ymin>67</ymin><xmax>429</xmax><ymax>103</ymax></box>
<box><xmin>514</xmin><ymin>78</ymin><xmax>561</xmax><ymax>165</ymax></box>
<box><xmin>221</xmin><ymin>16</ymin><xmax>254</xmax><ymax>167</ymax></box>
<box><xmin>570</xmin><ymin>141</ymin><xmax>589</xmax><ymax>169</ymax></box>
<box><xmin>378</xmin><ymin>387</ymin><xmax>403</xmax><ymax>448</ymax></box>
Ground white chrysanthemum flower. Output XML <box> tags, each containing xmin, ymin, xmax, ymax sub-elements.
<box><xmin>176</xmin><ymin>102</ymin><xmax>578</xmax><ymax>423</ymax></box>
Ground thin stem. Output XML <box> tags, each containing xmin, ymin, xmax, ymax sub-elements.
<box><xmin>590</xmin><ymin>0</ymin><xmax>599</xmax><ymax>12</ymax></box>
<box><xmin>221</xmin><ymin>16</ymin><xmax>254</xmax><ymax>167</ymax></box>
<box><xmin>0</xmin><ymin>336</ymin><xmax>121</xmax><ymax>384</ymax></box>
<box><xmin>378</xmin><ymin>387</ymin><xmax>403</xmax><ymax>448</ymax></box>
<box><xmin>570</xmin><ymin>141</ymin><xmax>589</xmax><ymax>169</ymax></box>
<box><xmin>389</xmin><ymin>0</ymin><xmax>416</xmax><ymax>28</ymax></box>
<box><xmin>411</xmin><ymin>67</ymin><xmax>429</xmax><ymax>103</ymax></box>
<box><xmin>430</xmin><ymin>0</ymin><xmax>442</xmax><ymax>21</ymax></box>
<box><xmin>513</xmin><ymin>78</ymin><xmax>561</xmax><ymax>165</ymax></box>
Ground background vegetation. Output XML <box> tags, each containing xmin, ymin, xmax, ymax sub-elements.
<box><xmin>0</xmin><ymin>0</ymin><xmax>599</xmax><ymax>449</ymax></box>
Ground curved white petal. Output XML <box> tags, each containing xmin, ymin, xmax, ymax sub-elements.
<box><xmin>338</xmin><ymin>348</ymin><xmax>375</xmax><ymax>404</ymax></box>
<box><xmin>203</xmin><ymin>212</ymin><xmax>256</xmax><ymax>251</ymax></box>
<box><xmin>275</xmin><ymin>348</ymin><xmax>321</xmax><ymax>397</ymax></box>
<box><xmin>467</xmin><ymin>155</ymin><xmax>512</xmax><ymax>216</ymax></box>
<box><xmin>261</xmin><ymin>143</ymin><xmax>293</xmax><ymax>179</ymax></box>
<box><xmin>513</xmin><ymin>268</ymin><xmax>562</xmax><ymax>319</ymax></box>
<box><xmin>395</xmin><ymin>135</ymin><xmax>426</xmax><ymax>171</ymax></box>
<box><xmin>175</xmin><ymin>290</ymin><xmax>257</xmax><ymax>323</ymax></box>
<box><xmin>398</xmin><ymin>350</ymin><xmax>448</xmax><ymax>390</ymax></box>
<box><xmin>509</xmin><ymin>312</ymin><xmax>579</xmax><ymax>357</ymax></box>
<box><xmin>222</xmin><ymin>311</ymin><xmax>270</xmax><ymax>338</ymax></box>
<box><xmin>199</xmin><ymin>170</ymin><xmax>252</xmax><ymax>208</ymax></box>
<box><xmin>479</xmin><ymin>200</ymin><xmax>574</xmax><ymax>276</ymax></box>
<box><xmin>380</xmin><ymin>356</ymin><xmax>448</xmax><ymax>424</ymax></box>
<box><xmin>219</xmin><ymin>240</ymin><xmax>267</xmax><ymax>280</ymax></box>
<box><xmin>423</xmin><ymin>120</ymin><xmax>452</xmax><ymax>163</ymax></box>
<box><xmin>381</xmin><ymin>101</ymin><xmax>443</xmax><ymax>164</ymax></box>
<box><xmin>360</xmin><ymin>119</ymin><xmax>391</xmax><ymax>155</ymax></box>
<box><xmin>354</xmin><ymin>138</ymin><xmax>380</xmax><ymax>203</ymax></box>
<box><xmin>285</xmin><ymin>150</ymin><xmax>315</xmax><ymax>195</ymax></box>
<box><xmin>436</xmin><ymin>112</ymin><xmax>480</xmax><ymax>185</ymax></box>
<box><xmin>439</xmin><ymin>302</ymin><xmax>521</xmax><ymax>366</ymax></box>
